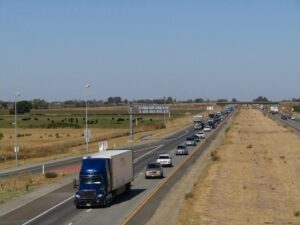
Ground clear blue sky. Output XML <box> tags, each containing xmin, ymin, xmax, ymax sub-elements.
<box><xmin>1</xmin><ymin>0</ymin><xmax>299</xmax><ymax>101</ymax></box>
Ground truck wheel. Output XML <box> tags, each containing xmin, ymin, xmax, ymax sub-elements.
<box><xmin>103</xmin><ymin>198</ymin><xmax>110</xmax><ymax>208</ymax></box>
<box><xmin>125</xmin><ymin>183</ymin><xmax>131</xmax><ymax>193</ymax></box>
<box><xmin>76</xmin><ymin>204</ymin><xmax>81</xmax><ymax>209</ymax></box>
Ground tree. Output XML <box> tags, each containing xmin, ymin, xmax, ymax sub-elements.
<box><xmin>231</xmin><ymin>98</ymin><xmax>238</xmax><ymax>103</ymax></box>
<box><xmin>106</xmin><ymin>96</ymin><xmax>122</xmax><ymax>105</ymax></box>
<box><xmin>32</xmin><ymin>99</ymin><xmax>49</xmax><ymax>109</ymax></box>
<box><xmin>194</xmin><ymin>98</ymin><xmax>204</xmax><ymax>103</ymax></box>
<box><xmin>253</xmin><ymin>96</ymin><xmax>269</xmax><ymax>102</ymax></box>
<box><xmin>166</xmin><ymin>97</ymin><xmax>174</xmax><ymax>104</ymax></box>
<box><xmin>1</xmin><ymin>102</ymin><xmax>8</xmax><ymax>109</ymax></box>
<box><xmin>9</xmin><ymin>100</ymin><xmax>33</xmax><ymax>114</ymax></box>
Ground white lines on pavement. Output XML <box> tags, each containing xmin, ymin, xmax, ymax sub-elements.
<box><xmin>68</xmin><ymin>223</ymin><xmax>73</xmax><ymax>225</ymax></box>
<box><xmin>134</xmin><ymin>145</ymin><xmax>160</xmax><ymax>152</ymax></box>
<box><xmin>22</xmin><ymin>195</ymin><xmax>74</xmax><ymax>225</ymax></box>
<box><xmin>86</xmin><ymin>209</ymin><xmax>92</xmax><ymax>213</ymax></box>
<box><xmin>133</xmin><ymin>145</ymin><xmax>163</xmax><ymax>164</ymax></box>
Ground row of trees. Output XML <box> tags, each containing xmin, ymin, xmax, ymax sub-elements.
<box><xmin>2</xmin><ymin>96</ymin><xmax>300</xmax><ymax>114</ymax></box>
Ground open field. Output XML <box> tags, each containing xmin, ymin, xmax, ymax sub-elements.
<box><xmin>0</xmin><ymin>103</ymin><xmax>213</xmax><ymax>128</ymax></box>
<box><xmin>177</xmin><ymin>106</ymin><xmax>300</xmax><ymax>225</ymax></box>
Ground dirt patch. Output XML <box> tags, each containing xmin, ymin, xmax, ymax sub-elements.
<box><xmin>177</xmin><ymin>107</ymin><xmax>300</xmax><ymax>225</ymax></box>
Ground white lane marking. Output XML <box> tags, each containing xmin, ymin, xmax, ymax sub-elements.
<box><xmin>134</xmin><ymin>145</ymin><xmax>160</xmax><ymax>152</ymax></box>
<box><xmin>158</xmin><ymin>129</ymin><xmax>190</xmax><ymax>143</ymax></box>
<box><xmin>176</xmin><ymin>129</ymin><xmax>190</xmax><ymax>139</ymax></box>
<box><xmin>22</xmin><ymin>195</ymin><xmax>74</xmax><ymax>225</ymax></box>
<box><xmin>133</xmin><ymin>144</ymin><xmax>163</xmax><ymax>164</ymax></box>
<box><xmin>86</xmin><ymin>209</ymin><xmax>92</xmax><ymax>213</ymax></box>
<box><xmin>68</xmin><ymin>223</ymin><xmax>73</xmax><ymax>225</ymax></box>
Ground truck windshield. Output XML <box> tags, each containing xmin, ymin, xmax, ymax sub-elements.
<box><xmin>80</xmin><ymin>176</ymin><xmax>103</xmax><ymax>185</ymax></box>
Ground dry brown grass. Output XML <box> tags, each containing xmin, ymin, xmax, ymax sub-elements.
<box><xmin>177</xmin><ymin>106</ymin><xmax>300</xmax><ymax>225</ymax></box>
<box><xmin>0</xmin><ymin>173</ymin><xmax>65</xmax><ymax>204</ymax></box>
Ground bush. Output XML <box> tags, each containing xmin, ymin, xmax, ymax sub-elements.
<box><xmin>44</xmin><ymin>172</ymin><xmax>58</xmax><ymax>178</ymax></box>
<box><xmin>47</xmin><ymin>122</ymin><xmax>80</xmax><ymax>129</ymax></box>
<box><xmin>294</xmin><ymin>211</ymin><xmax>300</xmax><ymax>217</ymax></box>
<box><xmin>211</xmin><ymin>151</ymin><xmax>220</xmax><ymax>161</ymax></box>
<box><xmin>184</xmin><ymin>192</ymin><xmax>194</xmax><ymax>200</ymax></box>
<box><xmin>0</xmin><ymin>133</ymin><xmax>3</xmax><ymax>140</ymax></box>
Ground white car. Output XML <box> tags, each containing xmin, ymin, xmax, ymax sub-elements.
<box><xmin>195</xmin><ymin>131</ymin><xmax>205</xmax><ymax>139</ymax></box>
<box><xmin>290</xmin><ymin>116</ymin><xmax>295</xmax><ymax>120</ymax></box>
<box><xmin>156</xmin><ymin>154</ymin><xmax>173</xmax><ymax>167</ymax></box>
<box><xmin>203</xmin><ymin>125</ymin><xmax>211</xmax><ymax>132</ymax></box>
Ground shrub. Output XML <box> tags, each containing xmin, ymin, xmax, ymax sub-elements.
<box><xmin>211</xmin><ymin>151</ymin><xmax>220</xmax><ymax>161</ymax></box>
<box><xmin>44</xmin><ymin>172</ymin><xmax>58</xmax><ymax>179</ymax></box>
<box><xmin>47</xmin><ymin>122</ymin><xmax>80</xmax><ymax>128</ymax></box>
<box><xmin>184</xmin><ymin>192</ymin><xmax>194</xmax><ymax>200</ymax></box>
<box><xmin>0</xmin><ymin>133</ymin><xmax>4</xmax><ymax>140</ymax></box>
<box><xmin>294</xmin><ymin>211</ymin><xmax>300</xmax><ymax>217</ymax></box>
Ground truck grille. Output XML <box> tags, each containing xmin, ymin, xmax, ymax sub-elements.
<box><xmin>80</xmin><ymin>190</ymin><xmax>96</xmax><ymax>200</ymax></box>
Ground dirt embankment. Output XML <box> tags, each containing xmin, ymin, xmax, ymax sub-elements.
<box><xmin>178</xmin><ymin>106</ymin><xmax>300</xmax><ymax>225</ymax></box>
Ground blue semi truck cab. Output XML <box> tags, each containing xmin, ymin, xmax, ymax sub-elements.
<box><xmin>74</xmin><ymin>150</ymin><xmax>133</xmax><ymax>208</ymax></box>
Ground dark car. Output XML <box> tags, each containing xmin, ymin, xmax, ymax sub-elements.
<box><xmin>193</xmin><ymin>134</ymin><xmax>200</xmax><ymax>142</ymax></box>
<box><xmin>281</xmin><ymin>115</ymin><xmax>288</xmax><ymax>120</ymax></box>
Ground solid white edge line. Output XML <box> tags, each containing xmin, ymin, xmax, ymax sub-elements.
<box><xmin>22</xmin><ymin>195</ymin><xmax>74</xmax><ymax>225</ymax></box>
<box><xmin>133</xmin><ymin>144</ymin><xmax>163</xmax><ymax>164</ymax></box>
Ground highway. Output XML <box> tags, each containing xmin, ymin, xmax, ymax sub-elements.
<box><xmin>0</xmin><ymin>110</ymin><xmax>235</xmax><ymax>225</ymax></box>
<box><xmin>258</xmin><ymin>108</ymin><xmax>300</xmax><ymax>133</ymax></box>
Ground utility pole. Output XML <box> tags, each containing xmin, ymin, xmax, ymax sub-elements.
<box><xmin>14</xmin><ymin>92</ymin><xmax>20</xmax><ymax>167</ymax></box>
<box><xmin>163</xmin><ymin>96</ymin><xmax>166</xmax><ymax>127</ymax></box>
<box><xmin>85</xmin><ymin>84</ymin><xmax>91</xmax><ymax>153</ymax></box>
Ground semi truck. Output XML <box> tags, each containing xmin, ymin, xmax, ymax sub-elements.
<box><xmin>74</xmin><ymin>150</ymin><xmax>133</xmax><ymax>208</ymax></box>
<box><xmin>193</xmin><ymin>115</ymin><xmax>204</xmax><ymax>130</ymax></box>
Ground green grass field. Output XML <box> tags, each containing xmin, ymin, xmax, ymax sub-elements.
<box><xmin>0</xmin><ymin>105</ymin><xmax>206</xmax><ymax>129</ymax></box>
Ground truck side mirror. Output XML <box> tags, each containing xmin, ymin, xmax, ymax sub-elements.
<box><xmin>73</xmin><ymin>178</ymin><xmax>78</xmax><ymax>189</ymax></box>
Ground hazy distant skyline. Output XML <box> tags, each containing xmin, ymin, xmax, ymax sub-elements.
<box><xmin>1</xmin><ymin>1</ymin><xmax>299</xmax><ymax>102</ymax></box>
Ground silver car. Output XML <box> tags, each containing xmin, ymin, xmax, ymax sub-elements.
<box><xmin>185</xmin><ymin>137</ymin><xmax>197</xmax><ymax>146</ymax></box>
<box><xmin>176</xmin><ymin>145</ymin><xmax>188</xmax><ymax>155</ymax></box>
<box><xmin>145</xmin><ymin>162</ymin><xmax>164</xmax><ymax>179</ymax></box>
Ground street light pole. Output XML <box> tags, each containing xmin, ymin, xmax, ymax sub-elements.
<box><xmin>163</xmin><ymin>96</ymin><xmax>166</xmax><ymax>127</ymax></box>
<box><xmin>14</xmin><ymin>92</ymin><xmax>20</xmax><ymax>167</ymax></box>
<box><xmin>85</xmin><ymin>84</ymin><xmax>91</xmax><ymax>153</ymax></box>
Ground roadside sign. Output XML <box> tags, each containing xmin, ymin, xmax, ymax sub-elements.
<box><xmin>207</xmin><ymin>106</ymin><xmax>214</xmax><ymax>111</ymax></box>
<box><xmin>14</xmin><ymin>146</ymin><xmax>19</xmax><ymax>153</ymax></box>
<box><xmin>99</xmin><ymin>141</ymin><xmax>108</xmax><ymax>151</ymax></box>
<box><xmin>138</xmin><ymin>105</ymin><xmax>169</xmax><ymax>114</ymax></box>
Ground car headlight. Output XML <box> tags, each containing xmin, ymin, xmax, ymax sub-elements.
<box><xmin>75</xmin><ymin>194</ymin><xmax>80</xmax><ymax>198</ymax></box>
<box><xmin>97</xmin><ymin>194</ymin><xmax>103</xmax><ymax>198</ymax></box>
